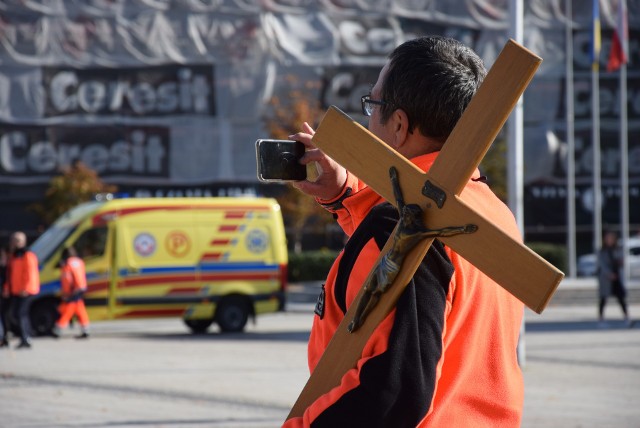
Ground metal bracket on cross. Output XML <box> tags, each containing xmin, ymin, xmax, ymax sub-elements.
<box><xmin>286</xmin><ymin>39</ymin><xmax>564</xmax><ymax>421</ymax></box>
<box><xmin>346</xmin><ymin>166</ymin><xmax>478</xmax><ymax>334</ymax></box>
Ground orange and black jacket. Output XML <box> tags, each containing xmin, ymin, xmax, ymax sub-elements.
<box><xmin>4</xmin><ymin>248</ymin><xmax>40</xmax><ymax>296</ymax></box>
<box><xmin>60</xmin><ymin>256</ymin><xmax>87</xmax><ymax>299</ymax></box>
<box><xmin>284</xmin><ymin>152</ymin><xmax>524</xmax><ymax>428</ymax></box>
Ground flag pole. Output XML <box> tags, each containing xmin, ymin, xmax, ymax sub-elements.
<box><xmin>620</xmin><ymin>62</ymin><xmax>630</xmax><ymax>285</ymax></box>
<box><xmin>592</xmin><ymin>0</ymin><xmax>603</xmax><ymax>253</ymax></box>
<box><xmin>612</xmin><ymin>0</ymin><xmax>631</xmax><ymax>286</ymax></box>
<box><xmin>508</xmin><ymin>0</ymin><xmax>525</xmax><ymax>367</ymax></box>
<box><xmin>566</xmin><ymin>0</ymin><xmax>577</xmax><ymax>278</ymax></box>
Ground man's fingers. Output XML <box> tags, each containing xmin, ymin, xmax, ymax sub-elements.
<box><xmin>289</xmin><ymin>132</ymin><xmax>314</xmax><ymax>149</ymax></box>
<box><xmin>300</xmin><ymin>149</ymin><xmax>326</xmax><ymax>165</ymax></box>
<box><xmin>293</xmin><ymin>179</ymin><xmax>323</xmax><ymax>195</ymax></box>
<box><xmin>289</xmin><ymin>122</ymin><xmax>317</xmax><ymax>149</ymax></box>
<box><xmin>302</xmin><ymin>122</ymin><xmax>315</xmax><ymax>135</ymax></box>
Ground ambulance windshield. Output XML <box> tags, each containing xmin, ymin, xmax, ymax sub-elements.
<box><xmin>31</xmin><ymin>225</ymin><xmax>76</xmax><ymax>266</ymax></box>
<box><xmin>30</xmin><ymin>201</ymin><xmax>106</xmax><ymax>266</ymax></box>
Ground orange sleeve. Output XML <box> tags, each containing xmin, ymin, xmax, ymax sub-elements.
<box><xmin>315</xmin><ymin>172</ymin><xmax>369</xmax><ymax>237</ymax></box>
<box><xmin>25</xmin><ymin>251</ymin><xmax>40</xmax><ymax>295</ymax></box>
<box><xmin>60</xmin><ymin>265</ymin><xmax>72</xmax><ymax>295</ymax></box>
<box><xmin>298</xmin><ymin>238</ymin><xmax>397</xmax><ymax>427</ymax></box>
<box><xmin>70</xmin><ymin>258</ymin><xmax>87</xmax><ymax>291</ymax></box>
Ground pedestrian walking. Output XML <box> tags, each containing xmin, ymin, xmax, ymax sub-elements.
<box><xmin>52</xmin><ymin>247</ymin><xmax>90</xmax><ymax>339</ymax></box>
<box><xmin>4</xmin><ymin>231</ymin><xmax>40</xmax><ymax>349</ymax></box>
<box><xmin>0</xmin><ymin>245</ymin><xmax>9</xmax><ymax>348</ymax></box>
<box><xmin>598</xmin><ymin>231</ymin><xmax>631</xmax><ymax>326</ymax></box>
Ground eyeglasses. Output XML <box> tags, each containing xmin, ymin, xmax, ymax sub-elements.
<box><xmin>361</xmin><ymin>95</ymin><xmax>387</xmax><ymax>116</ymax></box>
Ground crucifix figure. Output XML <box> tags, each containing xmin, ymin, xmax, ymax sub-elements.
<box><xmin>286</xmin><ymin>37</ymin><xmax>563</xmax><ymax>427</ymax></box>
<box><xmin>347</xmin><ymin>166</ymin><xmax>478</xmax><ymax>333</ymax></box>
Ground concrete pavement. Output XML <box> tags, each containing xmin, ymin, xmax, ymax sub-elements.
<box><xmin>521</xmin><ymin>304</ymin><xmax>640</xmax><ymax>427</ymax></box>
<box><xmin>289</xmin><ymin>279</ymin><xmax>640</xmax><ymax>427</ymax></box>
<box><xmin>0</xmin><ymin>281</ymin><xmax>638</xmax><ymax>427</ymax></box>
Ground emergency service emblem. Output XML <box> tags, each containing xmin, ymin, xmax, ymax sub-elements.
<box><xmin>166</xmin><ymin>231</ymin><xmax>190</xmax><ymax>257</ymax></box>
<box><xmin>134</xmin><ymin>232</ymin><xmax>156</xmax><ymax>257</ymax></box>
<box><xmin>245</xmin><ymin>229</ymin><xmax>268</xmax><ymax>253</ymax></box>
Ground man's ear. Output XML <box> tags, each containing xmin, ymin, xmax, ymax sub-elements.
<box><xmin>391</xmin><ymin>108</ymin><xmax>410</xmax><ymax>149</ymax></box>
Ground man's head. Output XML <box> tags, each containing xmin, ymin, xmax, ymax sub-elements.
<box><xmin>9</xmin><ymin>231</ymin><xmax>27</xmax><ymax>252</ymax></box>
<box><xmin>603</xmin><ymin>231</ymin><xmax>618</xmax><ymax>248</ymax></box>
<box><xmin>58</xmin><ymin>246</ymin><xmax>77</xmax><ymax>267</ymax></box>
<box><xmin>60</xmin><ymin>246</ymin><xmax>77</xmax><ymax>261</ymax></box>
<box><xmin>367</xmin><ymin>36</ymin><xmax>486</xmax><ymax>148</ymax></box>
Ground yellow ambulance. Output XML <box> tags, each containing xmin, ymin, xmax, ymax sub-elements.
<box><xmin>29</xmin><ymin>196</ymin><xmax>288</xmax><ymax>334</ymax></box>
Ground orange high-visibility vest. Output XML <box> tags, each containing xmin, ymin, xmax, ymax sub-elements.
<box><xmin>60</xmin><ymin>257</ymin><xmax>87</xmax><ymax>295</ymax></box>
<box><xmin>285</xmin><ymin>152</ymin><xmax>524</xmax><ymax>428</ymax></box>
<box><xmin>5</xmin><ymin>250</ymin><xmax>39</xmax><ymax>296</ymax></box>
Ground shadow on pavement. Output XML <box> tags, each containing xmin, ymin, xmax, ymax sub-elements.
<box><xmin>525</xmin><ymin>319</ymin><xmax>636</xmax><ymax>333</ymax></box>
<box><xmin>93</xmin><ymin>330</ymin><xmax>311</xmax><ymax>343</ymax></box>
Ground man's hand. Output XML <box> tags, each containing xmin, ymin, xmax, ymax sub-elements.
<box><xmin>290</xmin><ymin>122</ymin><xmax>347</xmax><ymax>201</ymax></box>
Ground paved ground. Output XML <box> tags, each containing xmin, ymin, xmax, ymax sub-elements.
<box><xmin>0</xmin><ymin>282</ymin><xmax>639</xmax><ymax>427</ymax></box>
<box><xmin>521</xmin><ymin>305</ymin><xmax>640</xmax><ymax>427</ymax></box>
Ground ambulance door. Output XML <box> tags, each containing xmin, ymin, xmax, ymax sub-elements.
<box><xmin>70</xmin><ymin>225</ymin><xmax>112</xmax><ymax>320</ymax></box>
<box><xmin>113</xmin><ymin>220</ymin><xmax>201</xmax><ymax>319</ymax></box>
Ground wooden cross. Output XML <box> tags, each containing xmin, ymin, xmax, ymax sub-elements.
<box><xmin>286</xmin><ymin>40</ymin><xmax>564</xmax><ymax>420</ymax></box>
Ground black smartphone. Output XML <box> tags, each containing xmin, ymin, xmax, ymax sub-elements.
<box><xmin>255</xmin><ymin>139</ymin><xmax>307</xmax><ymax>182</ymax></box>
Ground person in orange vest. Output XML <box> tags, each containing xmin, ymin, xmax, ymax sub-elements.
<box><xmin>4</xmin><ymin>231</ymin><xmax>40</xmax><ymax>349</ymax></box>
<box><xmin>52</xmin><ymin>247</ymin><xmax>90</xmax><ymax>339</ymax></box>
<box><xmin>0</xmin><ymin>246</ymin><xmax>9</xmax><ymax>348</ymax></box>
<box><xmin>286</xmin><ymin>37</ymin><xmax>525</xmax><ymax>427</ymax></box>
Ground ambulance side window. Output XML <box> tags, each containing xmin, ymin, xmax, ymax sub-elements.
<box><xmin>74</xmin><ymin>227</ymin><xmax>108</xmax><ymax>260</ymax></box>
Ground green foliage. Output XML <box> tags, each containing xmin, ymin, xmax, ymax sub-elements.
<box><xmin>30</xmin><ymin>162</ymin><xmax>117</xmax><ymax>226</ymax></box>
<box><xmin>480</xmin><ymin>135</ymin><xmax>507</xmax><ymax>202</ymax></box>
<box><xmin>527</xmin><ymin>242</ymin><xmax>567</xmax><ymax>273</ymax></box>
<box><xmin>276</xmin><ymin>185</ymin><xmax>334</xmax><ymax>254</ymax></box>
<box><xmin>288</xmin><ymin>250</ymin><xmax>339</xmax><ymax>282</ymax></box>
<box><xmin>263</xmin><ymin>75</ymin><xmax>332</xmax><ymax>253</ymax></box>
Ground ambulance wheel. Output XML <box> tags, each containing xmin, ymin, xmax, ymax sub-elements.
<box><xmin>184</xmin><ymin>319</ymin><xmax>214</xmax><ymax>334</ymax></box>
<box><xmin>29</xmin><ymin>298</ymin><xmax>59</xmax><ymax>336</ymax></box>
<box><xmin>215</xmin><ymin>296</ymin><xmax>249</xmax><ymax>333</ymax></box>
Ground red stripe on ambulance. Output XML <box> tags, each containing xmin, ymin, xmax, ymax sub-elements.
<box><xmin>119</xmin><ymin>308</ymin><xmax>186</xmax><ymax>318</ymax></box>
<box><xmin>210</xmin><ymin>239</ymin><xmax>231</xmax><ymax>246</ymax></box>
<box><xmin>92</xmin><ymin>205</ymin><xmax>268</xmax><ymax>226</ymax></box>
<box><xmin>218</xmin><ymin>225</ymin><xmax>240</xmax><ymax>232</ymax></box>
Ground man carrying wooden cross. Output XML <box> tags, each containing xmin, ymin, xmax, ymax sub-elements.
<box><xmin>286</xmin><ymin>36</ymin><xmax>527</xmax><ymax>427</ymax></box>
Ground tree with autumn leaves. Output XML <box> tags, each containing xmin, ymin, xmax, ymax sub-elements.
<box><xmin>263</xmin><ymin>75</ymin><xmax>336</xmax><ymax>253</ymax></box>
<box><xmin>30</xmin><ymin>161</ymin><xmax>117</xmax><ymax>226</ymax></box>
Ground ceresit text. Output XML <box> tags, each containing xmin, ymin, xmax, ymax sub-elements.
<box><xmin>0</xmin><ymin>128</ymin><xmax>168</xmax><ymax>176</ymax></box>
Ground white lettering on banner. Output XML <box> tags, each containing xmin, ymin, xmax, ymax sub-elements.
<box><xmin>338</xmin><ymin>21</ymin><xmax>396</xmax><ymax>56</ymax></box>
<box><xmin>530</xmin><ymin>185</ymin><xmax>640</xmax><ymax>200</ymax></box>
<box><xmin>0</xmin><ymin>130</ymin><xmax>166</xmax><ymax>175</ymax></box>
<box><xmin>531</xmin><ymin>186</ymin><xmax>568</xmax><ymax>199</ymax></box>
<box><xmin>574</xmin><ymin>80</ymin><xmax>640</xmax><ymax>119</ymax></box>
<box><xmin>0</xmin><ymin>131</ymin><xmax>28</xmax><ymax>172</ymax></box>
<box><xmin>47</xmin><ymin>67</ymin><xmax>212</xmax><ymax>116</ymax></box>
<box><xmin>573</xmin><ymin>138</ymin><xmax>640</xmax><ymax>177</ymax></box>
<box><xmin>134</xmin><ymin>188</ymin><xmax>214</xmax><ymax>198</ymax></box>
<box><xmin>323</xmin><ymin>72</ymin><xmax>372</xmax><ymax>113</ymax></box>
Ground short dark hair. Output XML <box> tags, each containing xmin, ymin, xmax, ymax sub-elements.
<box><xmin>379</xmin><ymin>36</ymin><xmax>486</xmax><ymax>142</ymax></box>
<box><xmin>61</xmin><ymin>246</ymin><xmax>77</xmax><ymax>260</ymax></box>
